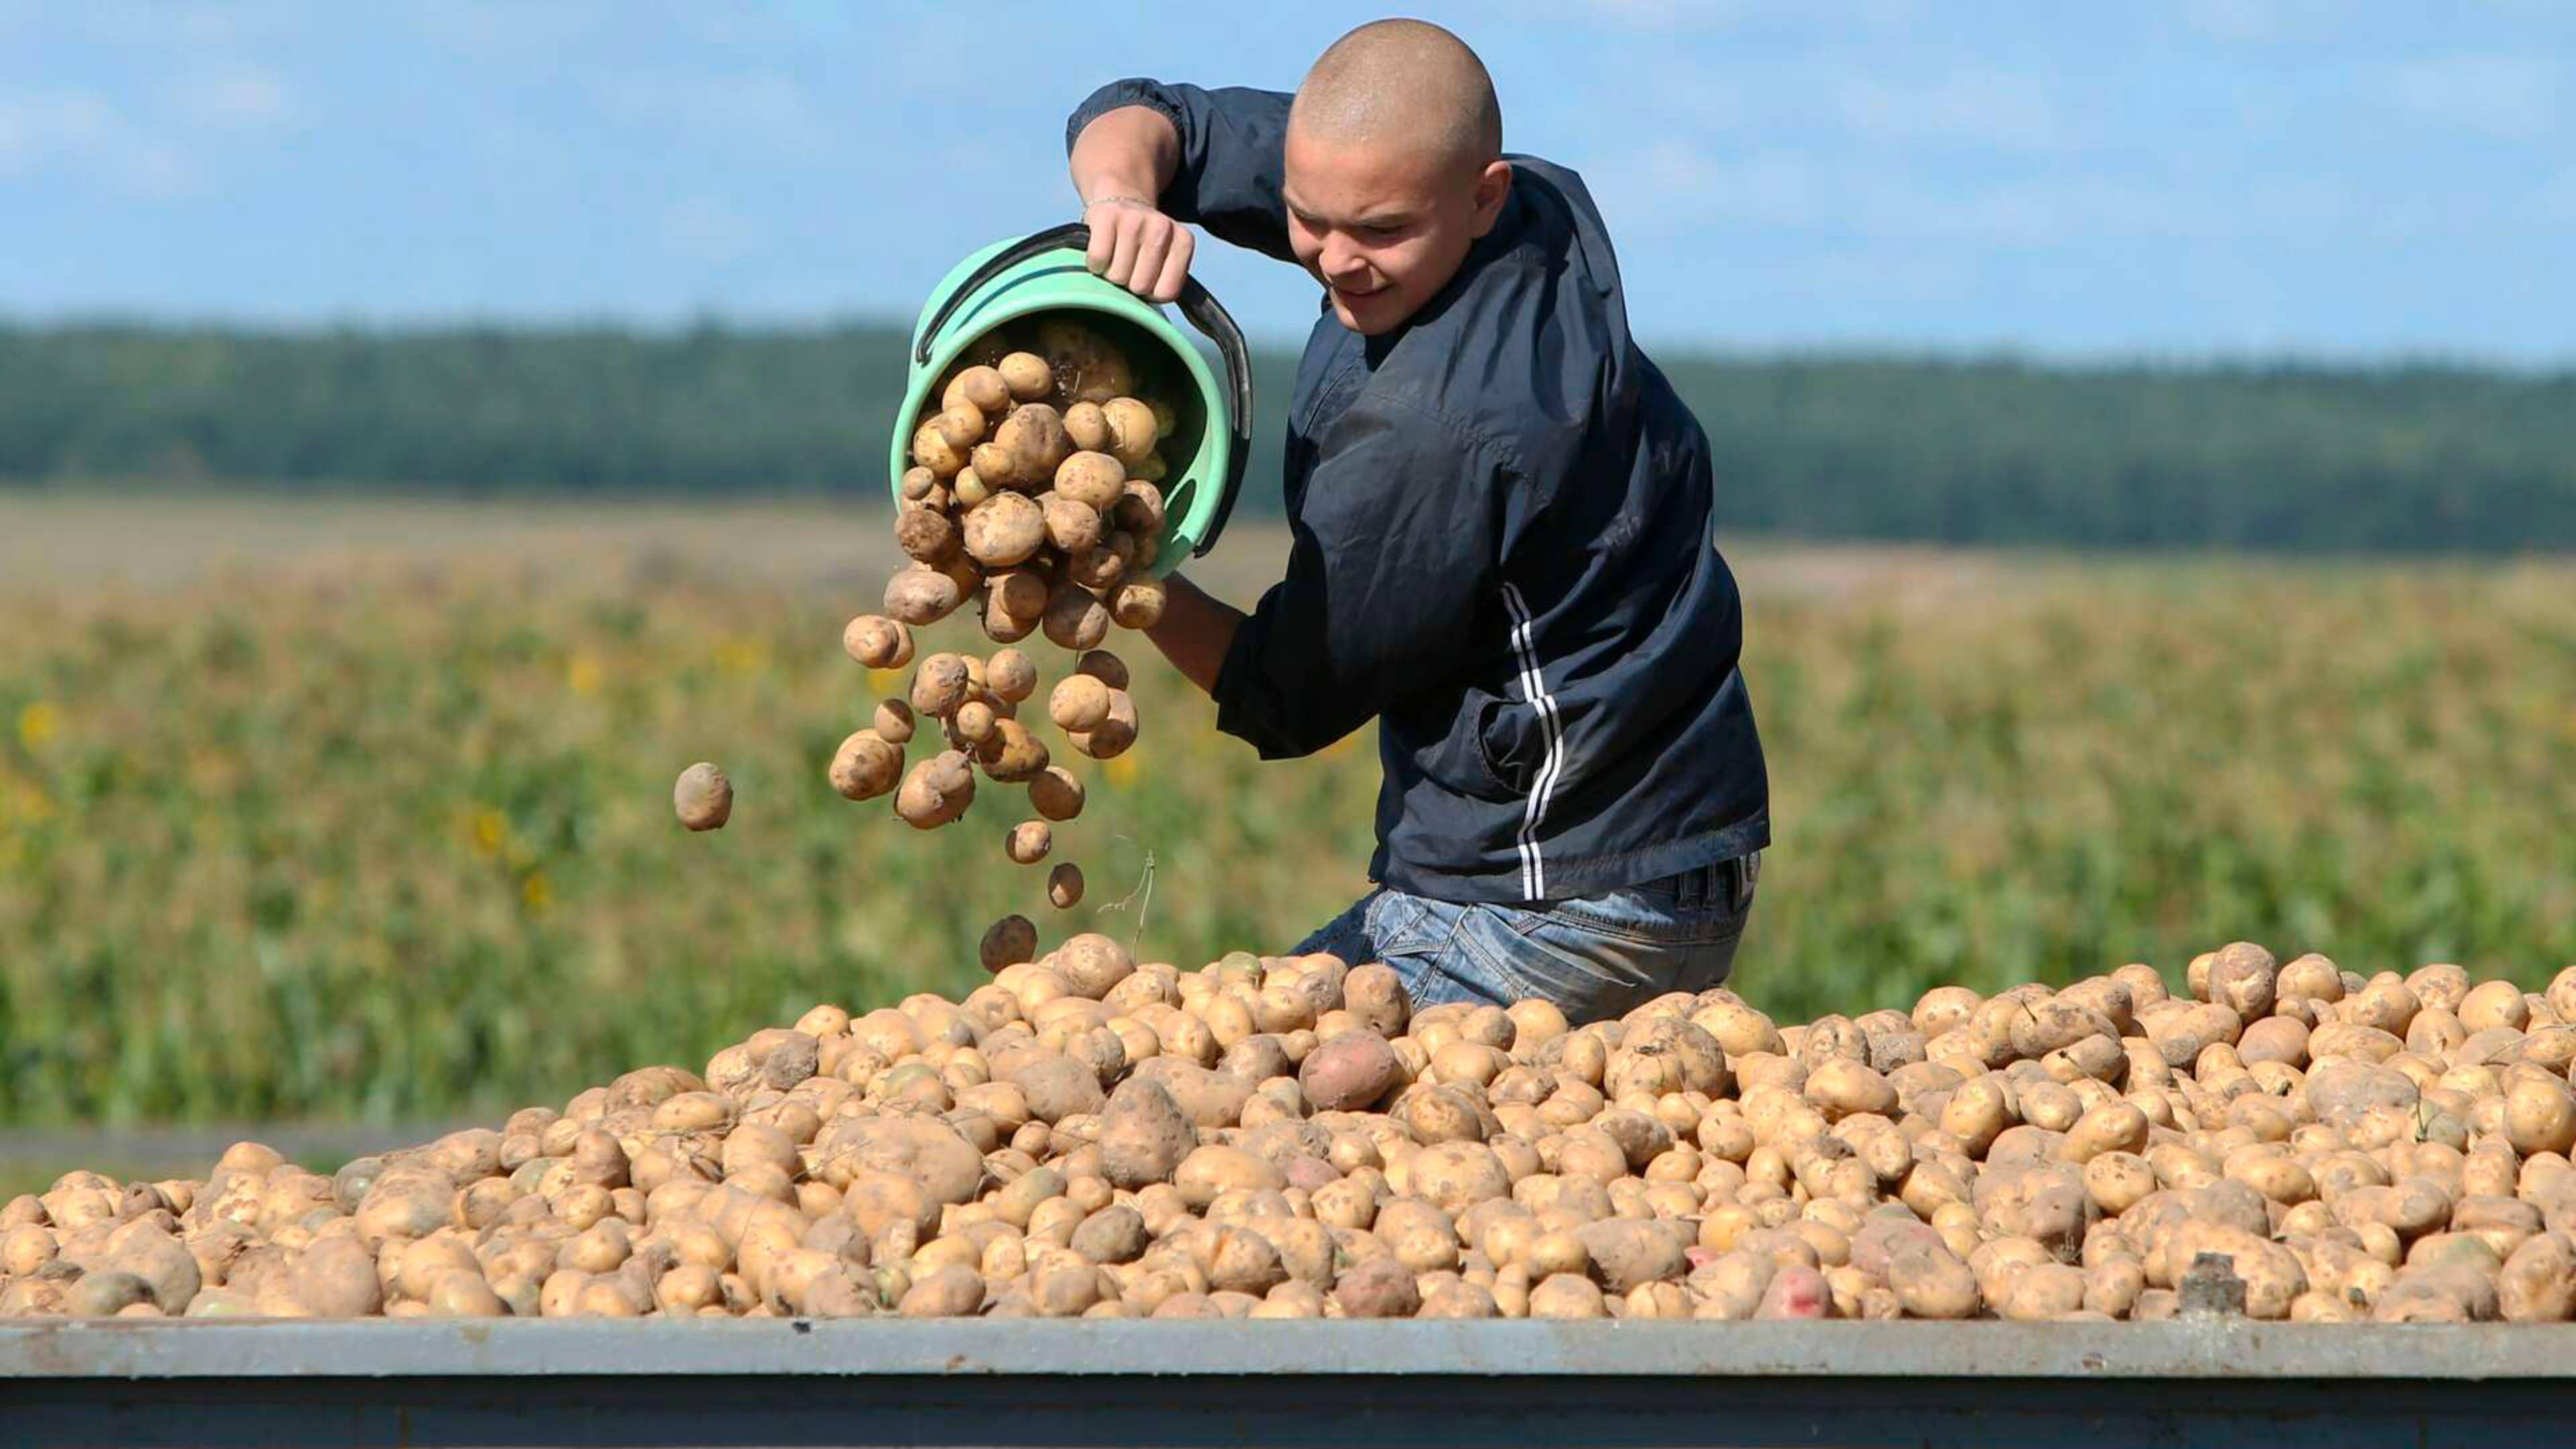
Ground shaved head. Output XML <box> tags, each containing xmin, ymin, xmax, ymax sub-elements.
<box><xmin>1290</xmin><ymin>19</ymin><xmax>1502</xmax><ymax>178</ymax></box>
<box><xmin>1279</xmin><ymin>20</ymin><xmax>1513</xmax><ymax>336</ymax></box>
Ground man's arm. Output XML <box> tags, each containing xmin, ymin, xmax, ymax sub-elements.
<box><xmin>1140</xmin><ymin>573</ymin><xmax>1243</xmax><ymax>695</ymax></box>
<box><xmin>1210</xmin><ymin>402</ymin><xmax>1511</xmax><ymax>760</ymax></box>
<box><xmin>1065</xmin><ymin>80</ymin><xmax>1298</xmax><ymax>303</ymax></box>
<box><xmin>1069</xmin><ymin>107</ymin><xmax>1194</xmax><ymax>305</ymax></box>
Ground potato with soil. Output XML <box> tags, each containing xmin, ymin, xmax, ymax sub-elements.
<box><xmin>894</xmin><ymin>751</ymin><xmax>977</xmax><ymax>829</ymax></box>
<box><xmin>828</xmin><ymin>732</ymin><xmax>904</xmax><ymax>802</ymax></box>
<box><xmin>963</xmin><ymin>492</ymin><xmax>1047</xmax><ymax>569</ymax></box>
<box><xmin>673</xmin><ymin>763</ymin><xmax>733</xmax><ymax>832</ymax></box>
<box><xmin>843</xmin><ymin>614</ymin><xmax>914</xmax><ymax>670</ymax></box>
<box><xmin>884</xmin><ymin>566</ymin><xmax>966</xmax><ymax>627</ymax></box>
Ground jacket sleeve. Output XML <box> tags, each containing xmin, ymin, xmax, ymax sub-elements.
<box><xmin>1065</xmin><ymin>79</ymin><xmax>1296</xmax><ymax>263</ymax></box>
<box><xmin>1212</xmin><ymin>396</ymin><xmax>1507</xmax><ymax>759</ymax></box>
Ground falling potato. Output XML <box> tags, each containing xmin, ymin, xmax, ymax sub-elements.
<box><xmin>673</xmin><ymin>762</ymin><xmax>733</xmax><ymax>831</ymax></box>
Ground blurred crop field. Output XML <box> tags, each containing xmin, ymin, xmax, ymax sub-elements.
<box><xmin>3</xmin><ymin>493</ymin><xmax>2574</xmax><ymax>1129</ymax></box>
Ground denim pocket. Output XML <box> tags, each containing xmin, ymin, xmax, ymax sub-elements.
<box><xmin>1463</xmin><ymin>904</ymin><xmax>1665</xmax><ymax>1021</ymax></box>
<box><xmin>1542</xmin><ymin>887</ymin><xmax>1748</xmax><ymax>948</ymax></box>
<box><xmin>1364</xmin><ymin>893</ymin><xmax>1449</xmax><ymax>961</ymax></box>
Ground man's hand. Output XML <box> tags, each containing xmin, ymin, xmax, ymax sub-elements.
<box><xmin>1082</xmin><ymin>195</ymin><xmax>1195</xmax><ymax>304</ymax></box>
<box><xmin>1069</xmin><ymin>103</ymin><xmax>1189</xmax><ymax>303</ymax></box>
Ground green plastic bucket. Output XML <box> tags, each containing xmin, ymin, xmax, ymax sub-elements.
<box><xmin>891</xmin><ymin>222</ymin><xmax>1254</xmax><ymax>574</ymax></box>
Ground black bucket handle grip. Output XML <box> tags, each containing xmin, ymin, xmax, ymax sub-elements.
<box><xmin>914</xmin><ymin>221</ymin><xmax>1253</xmax><ymax>559</ymax></box>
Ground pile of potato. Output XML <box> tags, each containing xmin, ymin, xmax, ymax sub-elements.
<box><xmin>824</xmin><ymin>318</ymin><xmax>1181</xmax><ymax>925</ymax></box>
<box><xmin>5</xmin><ymin>942</ymin><xmax>2574</xmax><ymax>1325</ymax></box>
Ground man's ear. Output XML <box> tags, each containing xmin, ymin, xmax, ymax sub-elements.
<box><xmin>1470</xmin><ymin>160</ymin><xmax>1513</xmax><ymax>237</ymax></box>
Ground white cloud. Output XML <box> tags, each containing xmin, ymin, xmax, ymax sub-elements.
<box><xmin>661</xmin><ymin>196</ymin><xmax>757</xmax><ymax>263</ymax></box>
<box><xmin>166</xmin><ymin>64</ymin><xmax>293</xmax><ymax>130</ymax></box>
<box><xmin>2380</xmin><ymin>52</ymin><xmax>2563</xmax><ymax>142</ymax></box>
<box><xmin>2535</xmin><ymin>165</ymin><xmax>2576</xmax><ymax>223</ymax></box>
<box><xmin>1552</xmin><ymin>0</ymin><xmax>1918</xmax><ymax>34</ymax></box>
<box><xmin>1601</xmin><ymin>141</ymin><xmax>2414</xmax><ymax>251</ymax></box>
<box><xmin>1632</xmin><ymin>56</ymin><xmax>2087</xmax><ymax>155</ymax></box>
<box><xmin>2176</xmin><ymin>0</ymin><xmax>2341</xmax><ymax>46</ymax></box>
<box><xmin>586</xmin><ymin>68</ymin><xmax>834</xmax><ymax>155</ymax></box>
<box><xmin>0</xmin><ymin>87</ymin><xmax>193</xmax><ymax>197</ymax></box>
<box><xmin>392</xmin><ymin>0</ymin><xmax>618</xmax><ymax>56</ymax></box>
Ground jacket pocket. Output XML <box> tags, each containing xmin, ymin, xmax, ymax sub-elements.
<box><xmin>1475</xmin><ymin>694</ymin><xmax>1542</xmax><ymax>796</ymax></box>
<box><xmin>1403</xmin><ymin>690</ymin><xmax>1521</xmax><ymax>804</ymax></box>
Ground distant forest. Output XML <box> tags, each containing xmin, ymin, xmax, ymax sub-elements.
<box><xmin>5</xmin><ymin>323</ymin><xmax>2573</xmax><ymax>552</ymax></box>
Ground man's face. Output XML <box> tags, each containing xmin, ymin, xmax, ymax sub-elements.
<box><xmin>1282</xmin><ymin>129</ymin><xmax>1511</xmax><ymax>336</ymax></box>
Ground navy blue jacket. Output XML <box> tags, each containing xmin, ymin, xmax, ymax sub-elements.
<box><xmin>1069</xmin><ymin>80</ymin><xmax>1769</xmax><ymax>906</ymax></box>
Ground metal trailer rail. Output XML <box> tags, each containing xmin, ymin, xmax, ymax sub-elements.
<box><xmin>1</xmin><ymin>1319</ymin><xmax>2567</xmax><ymax>1448</ymax></box>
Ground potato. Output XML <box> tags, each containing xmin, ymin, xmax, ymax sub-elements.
<box><xmin>962</xmin><ymin>492</ymin><xmax>1046</xmax><ymax>568</ymax></box>
<box><xmin>1032</xmin><ymin>497</ymin><xmax>1098</xmax><ymax>555</ymax></box>
<box><xmin>1073</xmin><ymin>649</ymin><xmax>1131</xmax><ymax>692</ymax></box>
<box><xmin>1068</xmin><ymin>689</ymin><xmax>1138</xmax><ymax>761</ymax></box>
<box><xmin>1101</xmin><ymin>397</ymin><xmax>1159</xmax><ymax>467</ymax></box>
<box><xmin>292</xmin><ymin>1236</ymin><xmax>383</xmax><ymax>1318</ymax></box>
<box><xmin>994</xmin><ymin>404</ymin><xmax>1072</xmax><ymax>483</ymax></box>
<box><xmin>1527</xmin><ymin>1271</ymin><xmax>1607</xmax><ymax>1319</ymax></box>
<box><xmin>1049</xmin><ymin>674</ymin><xmax>1112</xmax><ymax>733</ymax></box>
<box><xmin>1299</xmin><ymin>1031</ymin><xmax>1401</xmax><ymax>1112</ymax></box>
<box><xmin>977</xmin><ymin>718</ymin><xmax>1051</xmax><ymax>783</ymax></box>
<box><xmin>930</xmin><ymin>402</ymin><xmax>987</xmax><ymax>455</ymax></box>
<box><xmin>1043</xmin><ymin>583</ymin><xmax>1113</xmax><ymax>653</ymax></box>
<box><xmin>1037</xmin><ymin>319</ymin><xmax>1135</xmax><ymax>405</ymax></box>
<box><xmin>944</xmin><ymin>364</ymin><xmax>1010</xmax><ymax>415</ymax></box>
<box><xmin>843</xmin><ymin>614</ymin><xmax>914</xmax><ymax>670</ymax></box>
<box><xmin>892</xmin><ymin>504</ymin><xmax>956</xmax><ymax>564</ymax></box>
<box><xmin>34</xmin><ymin>928</ymin><xmax>2576</xmax><ymax>1327</ymax></box>
<box><xmin>1034</xmin><ymin>862</ymin><xmax>1085</xmax><ymax>910</ymax></box>
<box><xmin>951</xmin><ymin>700</ymin><xmax>997</xmax><ymax>747</ymax></box>
<box><xmin>1053</xmin><ymin>451</ymin><xmax>1128</xmax><ymax>513</ymax></box>
<box><xmin>910</xmin><ymin>653</ymin><xmax>973</xmax><ymax>718</ymax></box>
<box><xmin>1055</xmin><ymin>933</ymin><xmax>1135</xmax><ymax>1000</ymax></box>
<box><xmin>910</xmin><ymin>420</ymin><xmax>966</xmax><ymax>479</ymax></box>
<box><xmin>885</xmin><ymin>565</ymin><xmax>966</xmax><ymax>627</ymax></box>
<box><xmin>828</xmin><ymin>731</ymin><xmax>904</xmax><ymax>802</ymax></box>
<box><xmin>1114</xmin><ymin>481</ymin><xmax>1167</xmax><ymax>539</ymax></box>
<box><xmin>1108</xmin><ymin>576</ymin><xmax>1167</xmax><ymax>631</ymax></box>
<box><xmin>895</xmin><ymin>751</ymin><xmax>976</xmax><ymax>829</ymax></box>
<box><xmin>1061</xmin><ymin>400</ymin><xmax>1110</xmax><ymax>453</ymax></box>
<box><xmin>2504</xmin><ymin>1075</ymin><xmax>2576</xmax><ymax>1157</ymax></box>
<box><xmin>981</xmin><ymin>587</ymin><xmax>1038</xmax><ymax>644</ymax></box>
<box><xmin>1006</xmin><ymin>820</ymin><xmax>1053</xmax><ymax>866</ymax></box>
<box><xmin>998</xmin><ymin>352</ymin><xmax>1053</xmax><ymax>402</ymax></box>
<box><xmin>1064</xmin><ymin>539</ymin><xmax>1130</xmax><ymax>593</ymax></box>
<box><xmin>1886</xmin><ymin>1245</ymin><xmax>1980</xmax><ymax>1319</ymax></box>
<box><xmin>899</xmin><ymin>1264</ymin><xmax>986</xmax><ymax>1318</ymax></box>
<box><xmin>673</xmin><ymin>763</ymin><xmax>733</xmax><ymax>832</ymax></box>
<box><xmin>1028</xmin><ymin>766</ymin><xmax>1087</xmax><ymax>822</ymax></box>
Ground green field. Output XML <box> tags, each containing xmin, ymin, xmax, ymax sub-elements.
<box><xmin>3</xmin><ymin>495</ymin><xmax>2572</xmax><ymax>1127</ymax></box>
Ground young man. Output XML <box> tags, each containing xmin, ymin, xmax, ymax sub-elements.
<box><xmin>1065</xmin><ymin>19</ymin><xmax>1768</xmax><ymax>1022</ymax></box>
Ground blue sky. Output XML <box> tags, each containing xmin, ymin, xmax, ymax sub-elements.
<box><xmin>3</xmin><ymin>1</ymin><xmax>2569</xmax><ymax>358</ymax></box>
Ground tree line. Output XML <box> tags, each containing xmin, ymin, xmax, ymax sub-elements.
<box><xmin>3</xmin><ymin>322</ymin><xmax>2571</xmax><ymax>552</ymax></box>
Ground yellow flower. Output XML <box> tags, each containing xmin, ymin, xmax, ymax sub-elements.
<box><xmin>521</xmin><ymin>872</ymin><xmax>553</xmax><ymax>913</ymax></box>
<box><xmin>1105</xmin><ymin>754</ymin><xmax>1140</xmax><ymax>787</ymax></box>
<box><xmin>17</xmin><ymin>701</ymin><xmax>57</xmax><ymax>749</ymax></box>
<box><xmin>472</xmin><ymin>809</ymin><xmax>508</xmax><ymax>855</ymax></box>
<box><xmin>714</xmin><ymin>637</ymin><xmax>768</xmax><ymax>676</ymax></box>
<box><xmin>566</xmin><ymin>655</ymin><xmax>604</xmax><ymax>697</ymax></box>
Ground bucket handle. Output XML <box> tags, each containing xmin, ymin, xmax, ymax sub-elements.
<box><xmin>914</xmin><ymin>222</ymin><xmax>1253</xmax><ymax>560</ymax></box>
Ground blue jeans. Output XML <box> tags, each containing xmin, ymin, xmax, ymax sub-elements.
<box><xmin>1293</xmin><ymin>854</ymin><xmax>1760</xmax><ymax>1023</ymax></box>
